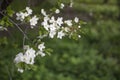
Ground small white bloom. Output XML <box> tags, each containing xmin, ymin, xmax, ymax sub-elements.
<box><xmin>14</xmin><ymin>52</ymin><xmax>24</xmax><ymax>64</ymax></box>
<box><xmin>41</xmin><ymin>16</ymin><xmax>50</xmax><ymax>31</ymax></box>
<box><xmin>41</xmin><ymin>9</ymin><xmax>47</xmax><ymax>16</ymax></box>
<box><xmin>30</xmin><ymin>15</ymin><xmax>39</xmax><ymax>27</ymax></box>
<box><xmin>57</xmin><ymin>31</ymin><xmax>65</xmax><ymax>39</ymax></box>
<box><xmin>16</xmin><ymin>12</ymin><xmax>25</xmax><ymax>21</ymax></box>
<box><xmin>74</xmin><ymin>17</ymin><xmax>79</xmax><ymax>23</ymax></box>
<box><xmin>78</xmin><ymin>25</ymin><xmax>81</xmax><ymax>28</ymax></box>
<box><xmin>24</xmin><ymin>48</ymin><xmax>36</xmax><ymax>64</ymax></box>
<box><xmin>41</xmin><ymin>22</ymin><xmax>49</xmax><ymax>31</ymax></box>
<box><xmin>26</xmin><ymin>7</ymin><xmax>32</xmax><ymax>15</ymax></box>
<box><xmin>49</xmin><ymin>16</ymin><xmax>55</xmax><ymax>23</ymax></box>
<box><xmin>49</xmin><ymin>24</ymin><xmax>56</xmax><ymax>31</ymax></box>
<box><xmin>56</xmin><ymin>17</ymin><xmax>63</xmax><ymax>26</ymax></box>
<box><xmin>78</xmin><ymin>35</ymin><xmax>81</xmax><ymax>38</ymax></box>
<box><xmin>64</xmin><ymin>27</ymin><xmax>70</xmax><ymax>32</ymax></box>
<box><xmin>60</xmin><ymin>3</ymin><xmax>65</xmax><ymax>9</ymax></box>
<box><xmin>49</xmin><ymin>30</ymin><xmax>56</xmax><ymax>38</ymax></box>
<box><xmin>55</xmin><ymin>9</ymin><xmax>60</xmax><ymax>14</ymax></box>
<box><xmin>38</xmin><ymin>43</ymin><xmax>45</xmax><ymax>51</ymax></box>
<box><xmin>64</xmin><ymin>20</ymin><xmax>72</xmax><ymax>26</ymax></box>
<box><xmin>70</xmin><ymin>0</ymin><xmax>73</xmax><ymax>7</ymax></box>
<box><xmin>18</xmin><ymin>68</ymin><xmax>24</xmax><ymax>73</ymax></box>
<box><xmin>36</xmin><ymin>51</ymin><xmax>45</xmax><ymax>57</ymax></box>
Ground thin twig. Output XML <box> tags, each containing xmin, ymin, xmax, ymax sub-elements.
<box><xmin>0</xmin><ymin>11</ymin><xmax>28</xmax><ymax>39</ymax></box>
<box><xmin>23</xmin><ymin>26</ymin><xmax>29</xmax><ymax>51</ymax></box>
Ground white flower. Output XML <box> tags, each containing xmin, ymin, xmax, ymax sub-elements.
<box><xmin>38</xmin><ymin>43</ymin><xmax>45</xmax><ymax>51</ymax></box>
<box><xmin>49</xmin><ymin>30</ymin><xmax>56</xmax><ymax>38</ymax></box>
<box><xmin>16</xmin><ymin>12</ymin><xmax>26</xmax><ymax>21</ymax></box>
<box><xmin>74</xmin><ymin>17</ymin><xmax>79</xmax><ymax>23</ymax></box>
<box><xmin>49</xmin><ymin>16</ymin><xmax>55</xmax><ymax>23</ymax></box>
<box><xmin>14</xmin><ymin>47</ymin><xmax>36</xmax><ymax>65</ymax></box>
<box><xmin>41</xmin><ymin>16</ymin><xmax>50</xmax><ymax>31</ymax></box>
<box><xmin>14</xmin><ymin>52</ymin><xmax>24</xmax><ymax>64</ymax></box>
<box><xmin>56</xmin><ymin>17</ymin><xmax>63</xmax><ymax>26</ymax></box>
<box><xmin>70</xmin><ymin>0</ymin><xmax>73</xmax><ymax>7</ymax></box>
<box><xmin>24</xmin><ymin>48</ymin><xmax>36</xmax><ymax>64</ymax></box>
<box><xmin>18</xmin><ymin>68</ymin><xmax>24</xmax><ymax>73</ymax></box>
<box><xmin>16</xmin><ymin>7</ymin><xmax>32</xmax><ymax>21</ymax></box>
<box><xmin>30</xmin><ymin>15</ymin><xmax>39</xmax><ymax>27</ymax></box>
<box><xmin>60</xmin><ymin>3</ymin><xmax>65</xmax><ymax>9</ymax></box>
<box><xmin>64</xmin><ymin>27</ymin><xmax>70</xmax><ymax>32</ymax></box>
<box><xmin>55</xmin><ymin>9</ymin><xmax>60</xmax><ymax>14</ymax></box>
<box><xmin>78</xmin><ymin>25</ymin><xmax>81</xmax><ymax>28</ymax></box>
<box><xmin>78</xmin><ymin>35</ymin><xmax>81</xmax><ymax>38</ymax></box>
<box><xmin>49</xmin><ymin>24</ymin><xmax>56</xmax><ymax>31</ymax></box>
<box><xmin>26</xmin><ymin>7</ymin><xmax>32</xmax><ymax>15</ymax></box>
<box><xmin>57</xmin><ymin>31</ymin><xmax>65</xmax><ymax>39</ymax></box>
<box><xmin>41</xmin><ymin>9</ymin><xmax>47</xmax><ymax>16</ymax></box>
<box><xmin>36</xmin><ymin>51</ymin><xmax>45</xmax><ymax>57</ymax></box>
<box><xmin>64</xmin><ymin>20</ymin><xmax>72</xmax><ymax>26</ymax></box>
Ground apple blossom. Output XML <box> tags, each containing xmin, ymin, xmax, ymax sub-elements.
<box><xmin>30</xmin><ymin>15</ymin><xmax>39</xmax><ymax>27</ymax></box>
<box><xmin>60</xmin><ymin>3</ymin><xmax>65</xmax><ymax>9</ymax></box>
<box><xmin>74</xmin><ymin>17</ymin><xmax>79</xmax><ymax>23</ymax></box>
<box><xmin>55</xmin><ymin>9</ymin><xmax>60</xmax><ymax>14</ymax></box>
<box><xmin>12</xmin><ymin>2</ymin><xmax>83</xmax><ymax>72</ymax></box>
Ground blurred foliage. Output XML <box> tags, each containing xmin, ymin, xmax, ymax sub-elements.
<box><xmin>0</xmin><ymin>0</ymin><xmax>120</xmax><ymax>80</ymax></box>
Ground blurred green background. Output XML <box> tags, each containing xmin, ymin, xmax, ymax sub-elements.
<box><xmin>0</xmin><ymin>0</ymin><xmax>120</xmax><ymax>80</ymax></box>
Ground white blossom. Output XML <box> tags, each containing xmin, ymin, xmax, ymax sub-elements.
<box><xmin>49</xmin><ymin>24</ymin><xmax>56</xmax><ymax>31</ymax></box>
<box><xmin>78</xmin><ymin>25</ymin><xmax>81</xmax><ymax>28</ymax></box>
<box><xmin>78</xmin><ymin>35</ymin><xmax>81</xmax><ymax>38</ymax></box>
<box><xmin>49</xmin><ymin>30</ymin><xmax>56</xmax><ymax>38</ymax></box>
<box><xmin>14</xmin><ymin>47</ymin><xmax>36</xmax><ymax>65</ymax></box>
<box><xmin>41</xmin><ymin>16</ymin><xmax>50</xmax><ymax>31</ymax></box>
<box><xmin>26</xmin><ymin>7</ymin><xmax>32</xmax><ymax>15</ymax></box>
<box><xmin>57</xmin><ymin>31</ymin><xmax>65</xmax><ymax>39</ymax></box>
<box><xmin>70</xmin><ymin>0</ymin><xmax>73</xmax><ymax>7</ymax></box>
<box><xmin>30</xmin><ymin>15</ymin><xmax>39</xmax><ymax>27</ymax></box>
<box><xmin>16</xmin><ymin>7</ymin><xmax>32</xmax><ymax>21</ymax></box>
<box><xmin>38</xmin><ymin>43</ymin><xmax>45</xmax><ymax>51</ymax></box>
<box><xmin>64</xmin><ymin>20</ymin><xmax>72</xmax><ymax>26</ymax></box>
<box><xmin>14</xmin><ymin>52</ymin><xmax>24</xmax><ymax>64</ymax></box>
<box><xmin>23</xmin><ymin>48</ymin><xmax>36</xmax><ymax>64</ymax></box>
<box><xmin>16</xmin><ymin>12</ymin><xmax>26</xmax><ymax>21</ymax></box>
<box><xmin>60</xmin><ymin>3</ymin><xmax>65</xmax><ymax>9</ymax></box>
<box><xmin>49</xmin><ymin>16</ymin><xmax>55</xmax><ymax>23</ymax></box>
<box><xmin>74</xmin><ymin>17</ymin><xmax>79</xmax><ymax>23</ymax></box>
<box><xmin>56</xmin><ymin>17</ymin><xmax>63</xmax><ymax>26</ymax></box>
<box><xmin>41</xmin><ymin>9</ymin><xmax>47</xmax><ymax>16</ymax></box>
<box><xmin>55</xmin><ymin>9</ymin><xmax>60</xmax><ymax>14</ymax></box>
<box><xmin>36</xmin><ymin>51</ymin><xmax>45</xmax><ymax>57</ymax></box>
<box><xmin>18</xmin><ymin>68</ymin><xmax>24</xmax><ymax>73</ymax></box>
<box><xmin>64</xmin><ymin>27</ymin><xmax>70</xmax><ymax>32</ymax></box>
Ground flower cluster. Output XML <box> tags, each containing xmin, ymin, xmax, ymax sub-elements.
<box><xmin>14</xmin><ymin>43</ymin><xmax>46</xmax><ymax>73</ymax></box>
<box><xmin>16</xmin><ymin>7</ymin><xmax>39</xmax><ymax>28</ymax></box>
<box><xmin>41</xmin><ymin>9</ymin><xmax>81</xmax><ymax>39</ymax></box>
<box><xmin>14</xmin><ymin>3</ymin><xmax>82</xmax><ymax>73</ymax></box>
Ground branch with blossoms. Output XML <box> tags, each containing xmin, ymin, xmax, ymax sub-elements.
<box><xmin>0</xmin><ymin>1</ymin><xmax>84</xmax><ymax>73</ymax></box>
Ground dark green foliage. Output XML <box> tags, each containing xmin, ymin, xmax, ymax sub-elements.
<box><xmin>0</xmin><ymin>0</ymin><xmax>120</xmax><ymax>80</ymax></box>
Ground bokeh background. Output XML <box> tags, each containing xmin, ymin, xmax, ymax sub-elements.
<box><xmin>0</xmin><ymin>0</ymin><xmax>120</xmax><ymax>80</ymax></box>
